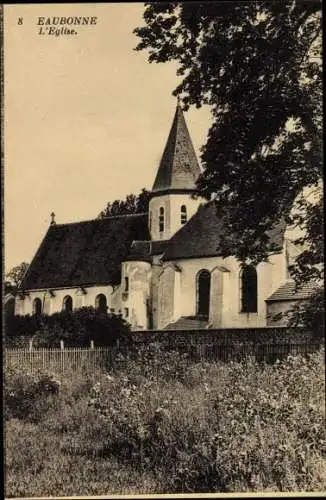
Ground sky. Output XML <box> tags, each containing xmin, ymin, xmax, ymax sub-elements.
<box><xmin>4</xmin><ymin>3</ymin><xmax>212</xmax><ymax>273</ymax></box>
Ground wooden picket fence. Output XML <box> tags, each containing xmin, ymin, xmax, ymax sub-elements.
<box><xmin>5</xmin><ymin>346</ymin><xmax>118</xmax><ymax>374</ymax></box>
<box><xmin>4</xmin><ymin>339</ymin><xmax>324</xmax><ymax>375</ymax></box>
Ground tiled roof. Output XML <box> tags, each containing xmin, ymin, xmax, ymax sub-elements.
<box><xmin>152</xmin><ymin>104</ymin><xmax>201</xmax><ymax>193</ymax></box>
<box><xmin>21</xmin><ymin>213</ymin><xmax>150</xmax><ymax>290</ymax></box>
<box><xmin>164</xmin><ymin>316</ymin><xmax>209</xmax><ymax>330</ymax></box>
<box><xmin>125</xmin><ymin>241</ymin><xmax>152</xmax><ymax>262</ymax></box>
<box><xmin>124</xmin><ymin>239</ymin><xmax>171</xmax><ymax>260</ymax></box>
<box><xmin>266</xmin><ymin>280</ymin><xmax>320</xmax><ymax>302</ymax></box>
<box><xmin>150</xmin><ymin>240</ymin><xmax>170</xmax><ymax>256</ymax></box>
<box><xmin>163</xmin><ymin>201</ymin><xmax>286</xmax><ymax>261</ymax></box>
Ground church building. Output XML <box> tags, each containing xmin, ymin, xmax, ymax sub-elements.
<box><xmin>15</xmin><ymin>103</ymin><xmax>316</xmax><ymax>330</ymax></box>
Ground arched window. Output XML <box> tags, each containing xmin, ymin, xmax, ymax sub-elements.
<box><xmin>240</xmin><ymin>265</ymin><xmax>258</xmax><ymax>313</ymax></box>
<box><xmin>124</xmin><ymin>276</ymin><xmax>129</xmax><ymax>292</ymax></box>
<box><xmin>196</xmin><ymin>269</ymin><xmax>211</xmax><ymax>318</ymax></box>
<box><xmin>62</xmin><ymin>295</ymin><xmax>73</xmax><ymax>312</ymax></box>
<box><xmin>33</xmin><ymin>297</ymin><xmax>42</xmax><ymax>315</ymax></box>
<box><xmin>159</xmin><ymin>206</ymin><xmax>165</xmax><ymax>233</ymax></box>
<box><xmin>95</xmin><ymin>294</ymin><xmax>107</xmax><ymax>314</ymax></box>
<box><xmin>181</xmin><ymin>205</ymin><xmax>187</xmax><ymax>225</ymax></box>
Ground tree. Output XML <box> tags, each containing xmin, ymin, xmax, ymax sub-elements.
<box><xmin>286</xmin><ymin>288</ymin><xmax>324</xmax><ymax>339</ymax></box>
<box><xmin>98</xmin><ymin>188</ymin><xmax>151</xmax><ymax>218</ymax></box>
<box><xmin>6</xmin><ymin>262</ymin><xmax>29</xmax><ymax>288</ymax></box>
<box><xmin>134</xmin><ymin>2</ymin><xmax>322</xmax><ymax>284</ymax></box>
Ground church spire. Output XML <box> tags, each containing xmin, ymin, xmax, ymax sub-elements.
<box><xmin>152</xmin><ymin>101</ymin><xmax>201</xmax><ymax>193</ymax></box>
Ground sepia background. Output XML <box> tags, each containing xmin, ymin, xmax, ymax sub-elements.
<box><xmin>4</xmin><ymin>3</ymin><xmax>212</xmax><ymax>273</ymax></box>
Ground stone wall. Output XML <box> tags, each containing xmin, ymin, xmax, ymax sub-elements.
<box><xmin>16</xmin><ymin>260</ymin><xmax>152</xmax><ymax>330</ymax></box>
<box><xmin>157</xmin><ymin>265</ymin><xmax>176</xmax><ymax>329</ymax></box>
<box><xmin>15</xmin><ymin>285</ymin><xmax>113</xmax><ymax>316</ymax></box>
<box><xmin>132</xmin><ymin>326</ymin><xmax>323</xmax><ymax>345</ymax></box>
<box><xmin>118</xmin><ymin>260</ymin><xmax>152</xmax><ymax>330</ymax></box>
<box><xmin>164</xmin><ymin>249</ymin><xmax>288</xmax><ymax>328</ymax></box>
<box><xmin>266</xmin><ymin>300</ymin><xmax>300</xmax><ymax>326</ymax></box>
<box><xmin>150</xmin><ymin>258</ymin><xmax>163</xmax><ymax>330</ymax></box>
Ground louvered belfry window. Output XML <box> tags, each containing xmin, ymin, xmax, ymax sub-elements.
<box><xmin>181</xmin><ymin>205</ymin><xmax>187</xmax><ymax>225</ymax></box>
<box><xmin>159</xmin><ymin>206</ymin><xmax>165</xmax><ymax>233</ymax></box>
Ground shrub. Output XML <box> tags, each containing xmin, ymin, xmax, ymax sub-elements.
<box><xmin>5</xmin><ymin>307</ymin><xmax>132</xmax><ymax>347</ymax></box>
<box><xmin>5</xmin><ymin>365</ymin><xmax>61</xmax><ymax>422</ymax></box>
<box><xmin>5</xmin><ymin>313</ymin><xmax>42</xmax><ymax>346</ymax></box>
<box><xmin>110</xmin><ymin>342</ymin><xmax>191</xmax><ymax>382</ymax></box>
<box><xmin>287</xmin><ymin>288</ymin><xmax>325</xmax><ymax>339</ymax></box>
<box><xmin>87</xmin><ymin>346</ymin><xmax>326</xmax><ymax>493</ymax></box>
<box><xmin>5</xmin><ymin>345</ymin><xmax>326</xmax><ymax>496</ymax></box>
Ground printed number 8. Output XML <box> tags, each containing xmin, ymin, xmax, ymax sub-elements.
<box><xmin>18</xmin><ymin>18</ymin><xmax>23</xmax><ymax>25</ymax></box>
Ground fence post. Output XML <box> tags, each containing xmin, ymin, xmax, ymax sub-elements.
<box><xmin>60</xmin><ymin>340</ymin><xmax>64</xmax><ymax>372</ymax></box>
<box><xmin>29</xmin><ymin>338</ymin><xmax>33</xmax><ymax>371</ymax></box>
<box><xmin>90</xmin><ymin>340</ymin><xmax>95</xmax><ymax>373</ymax></box>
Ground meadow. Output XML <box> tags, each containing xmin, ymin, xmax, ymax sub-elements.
<box><xmin>5</xmin><ymin>343</ymin><xmax>326</xmax><ymax>497</ymax></box>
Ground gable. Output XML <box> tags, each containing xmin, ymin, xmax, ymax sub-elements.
<box><xmin>162</xmin><ymin>201</ymin><xmax>286</xmax><ymax>261</ymax></box>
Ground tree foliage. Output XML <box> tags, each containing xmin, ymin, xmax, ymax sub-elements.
<box><xmin>98</xmin><ymin>188</ymin><xmax>151</xmax><ymax>218</ymax></box>
<box><xmin>134</xmin><ymin>2</ymin><xmax>322</xmax><ymax>281</ymax></box>
<box><xmin>5</xmin><ymin>307</ymin><xmax>132</xmax><ymax>348</ymax></box>
<box><xmin>286</xmin><ymin>288</ymin><xmax>324</xmax><ymax>339</ymax></box>
<box><xmin>6</xmin><ymin>262</ymin><xmax>29</xmax><ymax>288</ymax></box>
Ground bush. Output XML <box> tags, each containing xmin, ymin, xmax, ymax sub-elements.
<box><xmin>288</xmin><ymin>288</ymin><xmax>325</xmax><ymax>339</ymax></box>
<box><xmin>5</xmin><ymin>345</ymin><xmax>326</xmax><ymax>496</ymax></box>
<box><xmin>110</xmin><ymin>342</ymin><xmax>191</xmax><ymax>382</ymax></box>
<box><xmin>5</xmin><ymin>313</ymin><xmax>42</xmax><ymax>344</ymax></box>
<box><xmin>5</xmin><ymin>307</ymin><xmax>131</xmax><ymax>347</ymax></box>
<box><xmin>86</xmin><ymin>345</ymin><xmax>326</xmax><ymax>493</ymax></box>
<box><xmin>5</xmin><ymin>365</ymin><xmax>61</xmax><ymax>422</ymax></box>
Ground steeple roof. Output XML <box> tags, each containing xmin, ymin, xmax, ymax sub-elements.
<box><xmin>152</xmin><ymin>103</ymin><xmax>201</xmax><ymax>193</ymax></box>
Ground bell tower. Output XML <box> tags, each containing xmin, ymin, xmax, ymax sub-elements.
<box><xmin>149</xmin><ymin>102</ymin><xmax>203</xmax><ymax>241</ymax></box>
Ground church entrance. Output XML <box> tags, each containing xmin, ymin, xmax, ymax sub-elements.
<box><xmin>196</xmin><ymin>270</ymin><xmax>211</xmax><ymax>319</ymax></box>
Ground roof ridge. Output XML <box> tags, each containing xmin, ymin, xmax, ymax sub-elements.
<box><xmin>52</xmin><ymin>212</ymin><xmax>149</xmax><ymax>227</ymax></box>
<box><xmin>21</xmin><ymin>210</ymin><xmax>150</xmax><ymax>290</ymax></box>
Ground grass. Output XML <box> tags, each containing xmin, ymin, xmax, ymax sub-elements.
<box><xmin>4</xmin><ymin>344</ymin><xmax>326</xmax><ymax>497</ymax></box>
